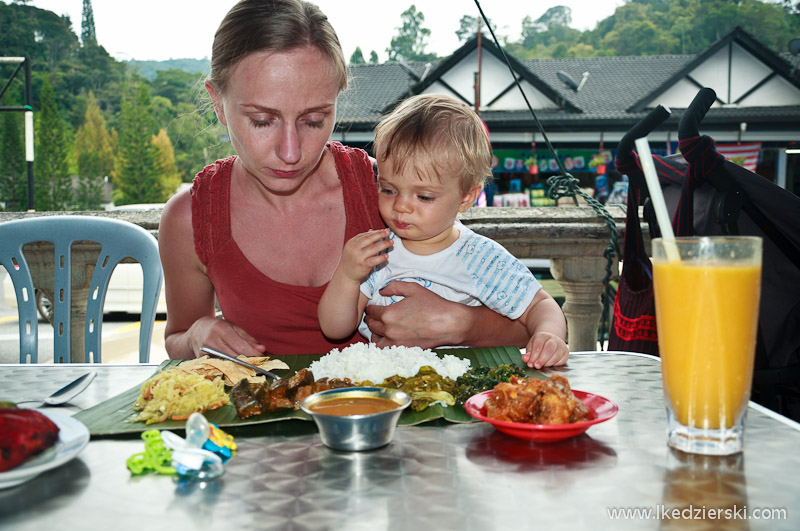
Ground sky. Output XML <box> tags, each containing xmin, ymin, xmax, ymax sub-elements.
<box><xmin>28</xmin><ymin>0</ymin><xmax>625</xmax><ymax>63</ymax></box>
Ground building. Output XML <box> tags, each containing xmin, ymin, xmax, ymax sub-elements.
<box><xmin>333</xmin><ymin>27</ymin><xmax>800</xmax><ymax>201</ymax></box>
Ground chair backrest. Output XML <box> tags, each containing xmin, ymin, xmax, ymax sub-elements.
<box><xmin>0</xmin><ymin>215</ymin><xmax>163</xmax><ymax>363</ymax></box>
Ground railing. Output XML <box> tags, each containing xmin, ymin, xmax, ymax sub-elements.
<box><xmin>0</xmin><ymin>205</ymin><xmax>629</xmax><ymax>359</ymax></box>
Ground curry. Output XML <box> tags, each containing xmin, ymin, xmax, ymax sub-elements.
<box><xmin>308</xmin><ymin>396</ymin><xmax>400</xmax><ymax>416</ymax></box>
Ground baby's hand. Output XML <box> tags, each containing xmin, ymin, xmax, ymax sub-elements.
<box><xmin>522</xmin><ymin>332</ymin><xmax>569</xmax><ymax>369</ymax></box>
<box><xmin>339</xmin><ymin>228</ymin><xmax>392</xmax><ymax>282</ymax></box>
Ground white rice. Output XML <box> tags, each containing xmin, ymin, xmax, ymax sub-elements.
<box><xmin>309</xmin><ymin>343</ymin><xmax>471</xmax><ymax>384</ymax></box>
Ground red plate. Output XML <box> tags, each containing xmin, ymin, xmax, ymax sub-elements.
<box><xmin>464</xmin><ymin>390</ymin><xmax>618</xmax><ymax>442</ymax></box>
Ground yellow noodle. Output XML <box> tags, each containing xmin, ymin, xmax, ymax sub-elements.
<box><xmin>132</xmin><ymin>368</ymin><xmax>229</xmax><ymax>425</ymax></box>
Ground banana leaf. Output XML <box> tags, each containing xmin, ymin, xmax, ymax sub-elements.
<box><xmin>75</xmin><ymin>346</ymin><xmax>540</xmax><ymax>436</ymax></box>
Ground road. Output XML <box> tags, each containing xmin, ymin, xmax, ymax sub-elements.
<box><xmin>0</xmin><ymin>299</ymin><xmax>169</xmax><ymax>365</ymax></box>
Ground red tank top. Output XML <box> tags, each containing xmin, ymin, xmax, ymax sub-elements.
<box><xmin>191</xmin><ymin>142</ymin><xmax>383</xmax><ymax>355</ymax></box>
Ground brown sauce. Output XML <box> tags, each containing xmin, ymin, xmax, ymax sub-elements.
<box><xmin>309</xmin><ymin>396</ymin><xmax>400</xmax><ymax>416</ymax></box>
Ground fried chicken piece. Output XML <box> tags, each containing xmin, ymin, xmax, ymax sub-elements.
<box><xmin>267</xmin><ymin>379</ymin><xmax>294</xmax><ymax>411</ymax></box>
<box><xmin>230</xmin><ymin>380</ymin><xmax>263</xmax><ymax>419</ymax></box>
<box><xmin>294</xmin><ymin>385</ymin><xmax>314</xmax><ymax>404</ymax></box>
<box><xmin>286</xmin><ymin>369</ymin><xmax>314</xmax><ymax>395</ymax></box>
<box><xmin>535</xmin><ymin>374</ymin><xmax>590</xmax><ymax>424</ymax></box>
<box><xmin>484</xmin><ymin>374</ymin><xmax>590</xmax><ymax>425</ymax></box>
<box><xmin>312</xmin><ymin>378</ymin><xmax>332</xmax><ymax>392</ymax></box>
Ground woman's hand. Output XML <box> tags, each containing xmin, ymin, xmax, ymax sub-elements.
<box><xmin>184</xmin><ymin>316</ymin><xmax>267</xmax><ymax>358</ymax></box>
<box><xmin>522</xmin><ymin>332</ymin><xmax>569</xmax><ymax>369</ymax></box>
<box><xmin>363</xmin><ymin>281</ymin><xmax>530</xmax><ymax>349</ymax></box>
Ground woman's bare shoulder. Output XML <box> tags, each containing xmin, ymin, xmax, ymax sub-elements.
<box><xmin>160</xmin><ymin>187</ymin><xmax>193</xmax><ymax>240</ymax></box>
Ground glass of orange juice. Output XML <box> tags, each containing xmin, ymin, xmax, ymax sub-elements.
<box><xmin>652</xmin><ymin>236</ymin><xmax>762</xmax><ymax>455</ymax></box>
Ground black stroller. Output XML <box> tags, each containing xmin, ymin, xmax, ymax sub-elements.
<box><xmin>609</xmin><ymin>87</ymin><xmax>800</xmax><ymax>421</ymax></box>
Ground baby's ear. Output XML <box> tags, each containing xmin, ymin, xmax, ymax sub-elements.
<box><xmin>459</xmin><ymin>185</ymin><xmax>484</xmax><ymax>212</ymax></box>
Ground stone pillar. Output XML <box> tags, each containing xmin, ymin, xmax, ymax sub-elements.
<box><xmin>550</xmin><ymin>257</ymin><xmax>610</xmax><ymax>352</ymax></box>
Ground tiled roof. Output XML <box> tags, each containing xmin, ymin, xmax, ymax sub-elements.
<box><xmin>520</xmin><ymin>55</ymin><xmax>694</xmax><ymax>117</ymax></box>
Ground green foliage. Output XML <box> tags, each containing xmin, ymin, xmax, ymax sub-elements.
<box><xmin>369</xmin><ymin>51</ymin><xmax>379</xmax><ymax>64</ymax></box>
<box><xmin>81</xmin><ymin>0</ymin><xmax>96</xmax><ymax>46</ymax></box>
<box><xmin>0</xmin><ymin>89</ymin><xmax>28</xmax><ymax>211</ymax></box>
<box><xmin>150</xmin><ymin>69</ymin><xmax>205</xmax><ymax>106</ymax></box>
<box><xmin>74</xmin><ymin>92</ymin><xmax>113</xmax><ymax>209</ymax></box>
<box><xmin>167</xmin><ymin>106</ymin><xmax>234</xmax><ymax>183</ymax></box>
<box><xmin>455</xmin><ymin>15</ymin><xmax>494</xmax><ymax>42</ymax></box>
<box><xmin>34</xmin><ymin>77</ymin><xmax>73</xmax><ymax>210</ymax></box>
<box><xmin>113</xmin><ymin>83</ymin><xmax>167</xmax><ymax>205</ymax></box>
<box><xmin>582</xmin><ymin>0</ymin><xmax>798</xmax><ymax>56</ymax></box>
<box><xmin>387</xmin><ymin>5</ymin><xmax>437</xmax><ymax>62</ymax></box>
<box><xmin>152</xmin><ymin>129</ymin><xmax>181</xmax><ymax>197</ymax></box>
<box><xmin>350</xmin><ymin>47</ymin><xmax>365</xmax><ymax>64</ymax></box>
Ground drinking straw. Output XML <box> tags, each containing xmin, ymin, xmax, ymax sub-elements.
<box><xmin>634</xmin><ymin>137</ymin><xmax>681</xmax><ymax>262</ymax></box>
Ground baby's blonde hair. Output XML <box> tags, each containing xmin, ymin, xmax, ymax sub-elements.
<box><xmin>373</xmin><ymin>94</ymin><xmax>492</xmax><ymax>193</ymax></box>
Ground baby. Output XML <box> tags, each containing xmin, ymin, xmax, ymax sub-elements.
<box><xmin>318</xmin><ymin>94</ymin><xmax>569</xmax><ymax>368</ymax></box>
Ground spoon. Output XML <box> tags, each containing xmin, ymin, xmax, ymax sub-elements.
<box><xmin>15</xmin><ymin>371</ymin><xmax>97</xmax><ymax>406</ymax></box>
<box><xmin>200</xmin><ymin>346</ymin><xmax>281</xmax><ymax>381</ymax></box>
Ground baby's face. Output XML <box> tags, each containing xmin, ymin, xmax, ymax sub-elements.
<box><xmin>377</xmin><ymin>155</ymin><xmax>476</xmax><ymax>253</ymax></box>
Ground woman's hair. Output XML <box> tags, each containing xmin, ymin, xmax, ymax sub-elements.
<box><xmin>207</xmin><ymin>0</ymin><xmax>347</xmax><ymax>95</ymax></box>
<box><xmin>373</xmin><ymin>94</ymin><xmax>492</xmax><ymax>192</ymax></box>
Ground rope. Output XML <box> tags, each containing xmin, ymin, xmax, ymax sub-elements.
<box><xmin>472</xmin><ymin>0</ymin><xmax>620</xmax><ymax>348</ymax></box>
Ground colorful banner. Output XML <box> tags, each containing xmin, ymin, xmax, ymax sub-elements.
<box><xmin>492</xmin><ymin>149</ymin><xmax>614</xmax><ymax>174</ymax></box>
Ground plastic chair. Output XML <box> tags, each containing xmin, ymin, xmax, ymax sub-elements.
<box><xmin>0</xmin><ymin>215</ymin><xmax>163</xmax><ymax>363</ymax></box>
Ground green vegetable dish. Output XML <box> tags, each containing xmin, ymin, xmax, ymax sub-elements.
<box><xmin>372</xmin><ymin>363</ymin><xmax>525</xmax><ymax>412</ymax></box>
<box><xmin>453</xmin><ymin>363</ymin><xmax>525</xmax><ymax>404</ymax></box>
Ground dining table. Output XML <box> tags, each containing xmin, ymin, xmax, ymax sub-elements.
<box><xmin>1</xmin><ymin>351</ymin><xmax>798</xmax><ymax>530</ymax></box>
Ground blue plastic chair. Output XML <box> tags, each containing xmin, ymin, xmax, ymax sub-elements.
<box><xmin>0</xmin><ymin>215</ymin><xmax>163</xmax><ymax>363</ymax></box>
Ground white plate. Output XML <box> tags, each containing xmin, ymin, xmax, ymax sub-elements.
<box><xmin>0</xmin><ymin>409</ymin><xmax>90</xmax><ymax>489</ymax></box>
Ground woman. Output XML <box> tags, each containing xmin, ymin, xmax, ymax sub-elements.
<box><xmin>159</xmin><ymin>0</ymin><xmax>530</xmax><ymax>358</ymax></box>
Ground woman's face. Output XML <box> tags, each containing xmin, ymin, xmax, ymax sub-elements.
<box><xmin>207</xmin><ymin>46</ymin><xmax>340</xmax><ymax>193</ymax></box>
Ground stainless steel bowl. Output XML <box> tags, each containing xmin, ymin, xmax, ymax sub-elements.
<box><xmin>300</xmin><ymin>387</ymin><xmax>411</xmax><ymax>451</ymax></box>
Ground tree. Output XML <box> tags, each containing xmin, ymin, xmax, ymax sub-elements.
<box><xmin>151</xmin><ymin>128</ymin><xmax>181</xmax><ymax>198</ymax></box>
<box><xmin>113</xmin><ymin>83</ymin><xmax>166</xmax><ymax>205</ymax></box>
<box><xmin>520</xmin><ymin>6</ymin><xmax>581</xmax><ymax>52</ymax></box>
<box><xmin>456</xmin><ymin>14</ymin><xmax>494</xmax><ymax>42</ymax></box>
<box><xmin>369</xmin><ymin>50</ymin><xmax>379</xmax><ymax>64</ymax></box>
<box><xmin>0</xmin><ymin>91</ymin><xmax>27</xmax><ymax>211</ymax></box>
<box><xmin>81</xmin><ymin>0</ymin><xmax>96</xmax><ymax>46</ymax></box>
<box><xmin>150</xmin><ymin>69</ymin><xmax>204</xmax><ymax>106</ymax></box>
<box><xmin>34</xmin><ymin>78</ymin><xmax>73</xmax><ymax>211</ymax></box>
<box><xmin>74</xmin><ymin>92</ymin><xmax>113</xmax><ymax>209</ymax></box>
<box><xmin>350</xmin><ymin>47</ymin><xmax>365</xmax><ymax>64</ymax></box>
<box><xmin>387</xmin><ymin>5</ymin><xmax>437</xmax><ymax>62</ymax></box>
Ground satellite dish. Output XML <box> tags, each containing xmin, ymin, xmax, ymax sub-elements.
<box><xmin>556</xmin><ymin>70</ymin><xmax>578</xmax><ymax>91</ymax></box>
<box><xmin>789</xmin><ymin>38</ymin><xmax>800</xmax><ymax>56</ymax></box>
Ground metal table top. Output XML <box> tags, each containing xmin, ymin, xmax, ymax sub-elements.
<box><xmin>1</xmin><ymin>352</ymin><xmax>798</xmax><ymax>530</ymax></box>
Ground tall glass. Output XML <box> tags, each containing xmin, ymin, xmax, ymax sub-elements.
<box><xmin>652</xmin><ymin>236</ymin><xmax>762</xmax><ymax>455</ymax></box>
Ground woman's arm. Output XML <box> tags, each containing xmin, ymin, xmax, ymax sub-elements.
<box><xmin>363</xmin><ymin>281</ymin><xmax>531</xmax><ymax>349</ymax></box>
<box><xmin>159</xmin><ymin>190</ymin><xmax>265</xmax><ymax>359</ymax></box>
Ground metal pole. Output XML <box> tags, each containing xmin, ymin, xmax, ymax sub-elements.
<box><xmin>475</xmin><ymin>18</ymin><xmax>482</xmax><ymax>116</ymax></box>
<box><xmin>24</xmin><ymin>57</ymin><xmax>34</xmax><ymax>211</ymax></box>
